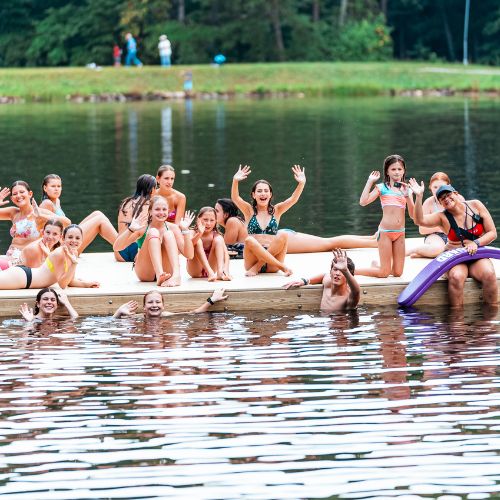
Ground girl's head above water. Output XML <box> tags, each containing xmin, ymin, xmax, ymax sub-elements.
<box><xmin>34</xmin><ymin>287</ymin><xmax>60</xmax><ymax>316</ymax></box>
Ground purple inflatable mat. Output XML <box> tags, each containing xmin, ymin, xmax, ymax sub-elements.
<box><xmin>398</xmin><ymin>246</ymin><xmax>500</xmax><ymax>307</ymax></box>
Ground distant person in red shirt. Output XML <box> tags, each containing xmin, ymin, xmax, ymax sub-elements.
<box><xmin>113</xmin><ymin>44</ymin><xmax>122</xmax><ymax>67</ymax></box>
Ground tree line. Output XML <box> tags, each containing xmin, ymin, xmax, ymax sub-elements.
<box><xmin>1</xmin><ymin>0</ymin><xmax>499</xmax><ymax>67</ymax></box>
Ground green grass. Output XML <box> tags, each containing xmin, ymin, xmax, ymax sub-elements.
<box><xmin>1</xmin><ymin>61</ymin><xmax>500</xmax><ymax>102</ymax></box>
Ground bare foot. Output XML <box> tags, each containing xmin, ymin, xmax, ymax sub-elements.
<box><xmin>245</xmin><ymin>266</ymin><xmax>260</xmax><ymax>277</ymax></box>
<box><xmin>163</xmin><ymin>275</ymin><xmax>181</xmax><ymax>287</ymax></box>
<box><xmin>157</xmin><ymin>272</ymin><xmax>171</xmax><ymax>286</ymax></box>
<box><xmin>219</xmin><ymin>270</ymin><xmax>232</xmax><ymax>281</ymax></box>
<box><xmin>208</xmin><ymin>273</ymin><xmax>217</xmax><ymax>282</ymax></box>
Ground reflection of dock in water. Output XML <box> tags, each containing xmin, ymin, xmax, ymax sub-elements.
<box><xmin>0</xmin><ymin>238</ymin><xmax>498</xmax><ymax>317</ymax></box>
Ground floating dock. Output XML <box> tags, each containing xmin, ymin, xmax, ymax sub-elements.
<box><xmin>0</xmin><ymin>238</ymin><xmax>499</xmax><ymax>317</ymax></box>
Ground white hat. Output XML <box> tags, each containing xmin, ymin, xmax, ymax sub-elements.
<box><xmin>159</xmin><ymin>35</ymin><xmax>167</xmax><ymax>40</ymax></box>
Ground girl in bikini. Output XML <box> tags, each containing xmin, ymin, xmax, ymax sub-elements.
<box><xmin>39</xmin><ymin>174</ymin><xmax>117</xmax><ymax>254</ymax></box>
<box><xmin>0</xmin><ymin>181</ymin><xmax>57</xmax><ymax>266</ymax></box>
<box><xmin>156</xmin><ymin>165</ymin><xmax>186</xmax><ymax>224</ymax></box>
<box><xmin>409</xmin><ymin>180</ymin><xmax>497</xmax><ymax>307</ymax></box>
<box><xmin>231</xmin><ymin>164</ymin><xmax>305</xmax><ymax>276</ymax></box>
<box><xmin>115</xmin><ymin>174</ymin><xmax>156</xmax><ymax>262</ymax></box>
<box><xmin>214</xmin><ymin>198</ymin><xmax>247</xmax><ymax>258</ymax></box>
<box><xmin>357</xmin><ymin>154</ymin><xmax>415</xmax><ymax>278</ymax></box>
<box><xmin>19</xmin><ymin>288</ymin><xmax>78</xmax><ymax>321</ymax></box>
<box><xmin>407</xmin><ymin>171</ymin><xmax>452</xmax><ymax>259</ymax></box>
<box><xmin>0</xmin><ymin>224</ymin><xmax>99</xmax><ymax>290</ymax></box>
<box><xmin>187</xmin><ymin>207</ymin><xmax>231</xmax><ymax>281</ymax></box>
<box><xmin>20</xmin><ymin>219</ymin><xmax>64</xmax><ymax>268</ymax></box>
<box><xmin>114</xmin><ymin>196</ymin><xmax>194</xmax><ymax>287</ymax></box>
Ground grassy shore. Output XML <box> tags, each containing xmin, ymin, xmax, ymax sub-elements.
<box><xmin>1</xmin><ymin>61</ymin><xmax>500</xmax><ymax>102</ymax></box>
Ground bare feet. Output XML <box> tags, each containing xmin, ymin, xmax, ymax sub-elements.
<box><xmin>208</xmin><ymin>272</ymin><xmax>217</xmax><ymax>282</ymax></box>
<box><xmin>163</xmin><ymin>275</ymin><xmax>181</xmax><ymax>287</ymax></box>
<box><xmin>219</xmin><ymin>270</ymin><xmax>232</xmax><ymax>281</ymax></box>
<box><xmin>245</xmin><ymin>266</ymin><xmax>260</xmax><ymax>277</ymax></box>
<box><xmin>157</xmin><ymin>272</ymin><xmax>171</xmax><ymax>286</ymax></box>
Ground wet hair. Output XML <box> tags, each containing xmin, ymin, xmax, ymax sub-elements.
<box><xmin>43</xmin><ymin>219</ymin><xmax>64</xmax><ymax>249</ymax></box>
<box><xmin>383</xmin><ymin>154</ymin><xmax>406</xmax><ymax>187</ymax></box>
<box><xmin>41</xmin><ymin>174</ymin><xmax>62</xmax><ymax>201</ymax></box>
<box><xmin>195</xmin><ymin>207</ymin><xmax>221</xmax><ymax>235</ymax></box>
<box><xmin>156</xmin><ymin>164</ymin><xmax>175</xmax><ymax>177</ymax></box>
<box><xmin>331</xmin><ymin>256</ymin><xmax>356</xmax><ymax>276</ymax></box>
<box><xmin>11</xmin><ymin>180</ymin><xmax>31</xmax><ymax>193</ymax></box>
<box><xmin>216</xmin><ymin>198</ymin><xmax>243</xmax><ymax>224</ymax></box>
<box><xmin>143</xmin><ymin>290</ymin><xmax>164</xmax><ymax>306</ymax></box>
<box><xmin>63</xmin><ymin>224</ymin><xmax>83</xmax><ymax>237</ymax></box>
<box><xmin>429</xmin><ymin>171</ymin><xmax>451</xmax><ymax>189</ymax></box>
<box><xmin>251</xmin><ymin>179</ymin><xmax>275</xmax><ymax>215</ymax></box>
<box><xmin>34</xmin><ymin>287</ymin><xmax>60</xmax><ymax>316</ymax></box>
<box><xmin>119</xmin><ymin>174</ymin><xmax>157</xmax><ymax>219</ymax></box>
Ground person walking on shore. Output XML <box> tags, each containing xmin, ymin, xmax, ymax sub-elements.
<box><xmin>125</xmin><ymin>33</ymin><xmax>142</xmax><ymax>67</ymax></box>
<box><xmin>158</xmin><ymin>35</ymin><xmax>172</xmax><ymax>67</ymax></box>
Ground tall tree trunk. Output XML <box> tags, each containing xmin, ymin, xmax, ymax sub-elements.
<box><xmin>312</xmin><ymin>0</ymin><xmax>320</xmax><ymax>23</ymax></box>
<box><xmin>439</xmin><ymin>0</ymin><xmax>456</xmax><ymax>60</ymax></box>
<box><xmin>178</xmin><ymin>0</ymin><xmax>185</xmax><ymax>23</ymax></box>
<box><xmin>380</xmin><ymin>0</ymin><xmax>388</xmax><ymax>17</ymax></box>
<box><xmin>268</xmin><ymin>0</ymin><xmax>286</xmax><ymax>61</ymax></box>
<box><xmin>339</xmin><ymin>0</ymin><xmax>348</xmax><ymax>27</ymax></box>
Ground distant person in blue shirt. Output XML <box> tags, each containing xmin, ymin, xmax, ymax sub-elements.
<box><xmin>214</xmin><ymin>54</ymin><xmax>226</xmax><ymax>66</ymax></box>
<box><xmin>125</xmin><ymin>33</ymin><xmax>143</xmax><ymax>67</ymax></box>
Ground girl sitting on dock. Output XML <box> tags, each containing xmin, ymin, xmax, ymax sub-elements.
<box><xmin>0</xmin><ymin>224</ymin><xmax>99</xmax><ymax>290</ymax></box>
<box><xmin>231</xmin><ymin>164</ymin><xmax>305</xmax><ymax>276</ymax></box>
<box><xmin>156</xmin><ymin>165</ymin><xmax>186</xmax><ymax>224</ymax></box>
<box><xmin>187</xmin><ymin>207</ymin><xmax>231</xmax><ymax>281</ymax></box>
<box><xmin>214</xmin><ymin>198</ymin><xmax>247</xmax><ymax>259</ymax></box>
<box><xmin>409</xmin><ymin>180</ymin><xmax>497</xmax><ymax>307</ymax></box>
<box><xmin>114</xmin><ymin>196</ymin><xmax>194</xmax><ymax>287</ymax></box>
<box><xmin>116</xmin><ymin>174</ymin><xmax>156</xmax><ymax>262</ymax></box>
<box><xmin>114</xmin><ymin>288</ymin><xmax>228</xmax><ymax>319</ymax></box>
<box><xmin>39</xmin><ymin>174</ymin><xmax>118</xmax><ymax>254</ymax></box>
<box><xmin>0</xmin><ymin>181</ymin><xmax>56</xmax><ymax>266</ymax></box>
<box><xmin>356</xmin><ymin>154</ymin><xmax>415</xmax><ymax>277</ymax></box>
<box><xmin>406</xmin><ymin>171</ymin><xmax>452</xmax><ymax>259</ymax></box>
<box><xmin>19</xmin><ymin>288</ymin><xmax>78</xmax><ymax>321</ymax></box>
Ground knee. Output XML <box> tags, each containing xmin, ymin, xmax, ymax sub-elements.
<box><xmin>244</xmin><ymin>236</ymin><xmax>258</xmax><ymax>248</ymax></box>
<box><xmin>147</xmin><ymin>227</ymin><xmax>161</xmax><ymax>239</ymax></box>
<box><xmin>214</xmin><ymin>235</ymin><xmax>225</xmax><ymax>247</ymax></box>
<box><xmin>448</xmin><ymin>269</ymin><xmax>466</xmax><ymax>288</ymax></box>
<box><xmin>277</xmin><ymin>232</ymin><xmax>288</xmax><ymax>243</ymax></box>
<box><xmin>481</xmin><ymin>270</ymin><xmax>497</xmax><ymax>288</ymax></box>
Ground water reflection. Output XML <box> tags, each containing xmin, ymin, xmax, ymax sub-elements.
<box><xmin>0</xmin><ymin>305</ymin><xmax>498</xmax><ymax>498</ymax></box>
<box><xmin>161</xmin><ymin>106</ymin><xmax>173</xmax><ymax>164</ymax></box>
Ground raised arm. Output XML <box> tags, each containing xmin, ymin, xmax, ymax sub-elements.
<box><xmin>163</xmin><ymin>288</ymin><xmax>228</xmax><ymax>315</ymax></box>
<box><xmin>171</xmin><ymin>211</ymin><xmax>195</xmax><ymax>259</ymax></box>
<box><xmin>39</xmin><ymin>199</ymin><xmax>71</xmax><ymax>226</ymax></box>
<box><xmin>0</xmin><ymin>186</ymin><xmax>17</xmax><ymax>220</ymax></box>
<box><xmin>231</xmin><ymin>165</ymin><xmax>253</xmax><ymax>219</ymax></box>
<box><xmin>409</xmin><ymin>179</ymin><xmax>444</xmax><ymax>228</ymax></box>
<box><xmin>54</xmin><ymin>246</ymin><xmax>79</xmax><ymax>289</ymax></box>
<box><xmin>56</xmin><ymin>290</ymin><xmax>79</xmax><ymax>319</ymax></box>
<box><xmin>332</xmin><ymin>249</ymin><xmax>360</xmax><ymax>308</ymax></box>
<box><xmin>359</xmin><ymin>171</ymin><xmax>381</xmax><ymax>206</ymax></box>
<box><xmin>275</xmin><ymin>165</ymin><xmax>306</xmax><ymax>217</ymax></box>
<box><xmin>113</xmin><ymin>210</ymin><xmax>148</xmax><ymax>251</ymax></box>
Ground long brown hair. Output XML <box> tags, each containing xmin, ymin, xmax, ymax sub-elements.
<box><xmin>251</xmin><ymin>180</ymin><xmax>275</xmax><ymax>215</ymax></box>
<box><xmin>383</xmin><ymin>154</ymin><xmax>406</xmax><ymax>187</ymax></box>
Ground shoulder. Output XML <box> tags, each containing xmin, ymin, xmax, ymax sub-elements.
<box><xmin>173</xmin><ymin>190</ymin><xmax>186</xmax><ymax>201</ymax></box>
<box><xmin>226</xmin><ymin>217</ymin><xmax>242</xmax><ymax>229</ymax></box>
<box><xmin>39</xmin><ymin>199</ymin><xmax>55</xmax><ymax>211</ymax></box>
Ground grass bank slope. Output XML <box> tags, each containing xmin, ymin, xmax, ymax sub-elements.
<box><xmin>1</xmin><ymin>61</ymin><xmax>500</xmax><ymax>102</ymax></box>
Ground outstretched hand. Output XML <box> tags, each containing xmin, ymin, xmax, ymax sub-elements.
<box><xmin>332</xmin><ymin>248</ymin><xmax>348</xmax><ymax>272</ymax></box>
<box><xmin>129</xmin><ymin>210</ymin><xmax>148</xmax><ymax>233</ymax></box>
<box><xmin>19</xmin><ymin>303</ymin><xmax>35</xmax><ymax>321</ymax></box>
<box><xmin>292</xmin><ymin>165</ymin><xmax>306</xmax><ymax>184</ymax></box>
<box><xmin>31</xmin><ymin>199</ymin><xmax>41</xmax><ymax>218</ymax></box>
<box><xmin>116</xmin><ymin>300</ymin><xmax>139</xmax><ymax>317</ymax></box>
<box><xmin>282</xmin><ymin>280</ymin><xmax>305</xmax><ymax>290</ymax></box>
<box><xmin>209</xmin><ymin>288</ymin><xmax>228</xmax><ymax>303</ymax></box>
<box><xmin>179</xmin><ymin>210</ymin><xmax>195</xmax><ymax>231</ymax></box>
<box><xmin>368</xmin><ymin>171</ymin><xmax>381</xmax><ymax>182</ymax></box>
<box><xmin>408</xmin><ymin>178</ymin><xmax>424</xmax><ymax>196</ymax></box>
<box><xmin>0</xmin><ymin>187</ymin><xmax>10</xmax><ymax>206</ymax></box>
<box><xmin>233</xmin><ymin>165</ymin><xmax>251</xmax><ymax>182</ymax></box>
<box><xmin>63</xmin><ymin>244</ymin><xmax>79</xmax><ymax>263</ymax></box>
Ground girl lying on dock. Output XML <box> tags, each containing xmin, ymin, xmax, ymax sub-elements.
<box><xmin>156</xmin><ymin>165</ymin><xmax>186</xmax><ymax>224</ymax></box>
<box><xmin>20</xmin><ymin>219</ymin><xmax>64</xmax><ymax>268</ymax></box>
<box><xmin>187</xmin><ymin>207</ymin><xmax>231</xmax><ymax>281</ymax></box>
<box><xmin>356</xmin><ymin>154</ymin><xmax>414</xmax><ymax>277</ymax></box>
<box><xmin>114</xmin><ymin>195</ymin><xmax>195</xmax><ymax>287</ymax></box>
<box><xmin>231</xmin><ymin>164</ymin><xmax>304</xmax><ymax>276</ymax></box>
<box><xmin>0</xmin><ymin>224</ymin><xmax>99</xmax><ymax>290</ymax></box>
<box><xmin>39</xmin><ymin>174</ymin><xmax>118</xmax><ymax>254</ymax></box>
<box><xmin>410</xmin><ymin>180</ymin><xmax>497</xmax><ymax>307</ymax></box>
<box><xmin>19</xmin><ymin>288</ymin><xmax>78</xmax><ymax>321</ymax></box>
<box><xmin>113</xmin><ymin>288</ymin><xmax>227</xmax><ymax>318</ymax></box>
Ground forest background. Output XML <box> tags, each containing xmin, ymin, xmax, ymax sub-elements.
<box><xmin>1</xmin><ymin>0</ymin><xmax>499</xmax><ymax>68</ymax></box>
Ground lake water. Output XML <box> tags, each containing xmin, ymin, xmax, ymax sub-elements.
<box><xmin>0</xmin><ymin>97</ymin><xmax>500</xmax><ymax>251</ymax></box>
<box><xmin>0</xmin><ymin>97</ymin><xmax>499</xmax><ymax>498</ymax></box>
<box><xmin>0</xmin><ymin>305</ymin><xmax>498</xmax><ymax>499</ymax></box>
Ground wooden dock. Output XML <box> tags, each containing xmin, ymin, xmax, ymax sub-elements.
<box><xmin>0</xmin><ymin>238</ymin><xmax>499</xmax><ymax>317</ymax></box>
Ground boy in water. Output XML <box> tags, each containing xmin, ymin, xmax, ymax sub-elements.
<box><xmin>284</xmin><ymin>249</ymin><xmax>360</xmax><ymax>311</ymax></box>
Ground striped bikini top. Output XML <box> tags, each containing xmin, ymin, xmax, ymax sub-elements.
<box><xmin>376</xmin><ymin>183</ymin><xmax>407</xmax><ymax>209</ymax></box>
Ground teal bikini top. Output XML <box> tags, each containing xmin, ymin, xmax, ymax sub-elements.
<box><xmin>247</xmin><ymin>213</ymin><xmax>279</xmax><ymax>235</ymax></box>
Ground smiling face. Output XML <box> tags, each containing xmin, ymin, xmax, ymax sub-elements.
<box><xmin>198</xmin><ymin>209</ymin><xmax>217</xmax><ymax>232</ymax></box>
<box><xmin>251</xmin><ymin>182</ymin><xmax>272</xmax><ymax>208</ymax></box>
<box><xmin>386</xmin><ymin>161</ymin><xmax>405</xmax><ymax>183</ymax></box>
<box><xmin>438</xmin><ymin>191</ymin><xmax>458</xmax><ymax>210</ymax></box>
<box><xmin>43</xmin><ymin>178</ymin><xmax>62</xmax><ymax>201</ymax></box>
<box><xmin>11</xmin><ymin>185</ymin><xmax>32</xmax><ymax>208</ymax></box>
<box><xmin>64</xmin><ymin>227</ymin><xmax>83</xmax><ymax>251</ymax></box>
<box><xmin>37</xmin><ymin>291</ymin><xmax>58</xmax><ymax>317</ymax></box>
<box><xmin>143</xmin><ymin>292</ymin><xmax>164</xmax><ymax>317</ymax></box>
<box><xmin>43</xmin><ymin>224</ymin><xmax>63</xmax><ymax>249</ymax></box>
<box><xmin>157</xmin><ymin>170</ymin><xmax>175</xmax><ymax>190</ymax></box>
<box><xmin>150</xmin><ymin>197</ymin><xmax>169</xmax><ymax>222</ymax></box>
